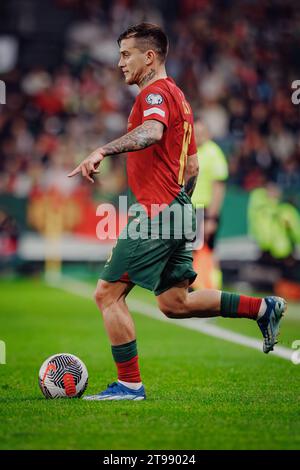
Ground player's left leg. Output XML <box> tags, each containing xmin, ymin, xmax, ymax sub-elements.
<box><xmin>83</xmin><ymin>280</ymin><xmax>146</xmax><ymax>401</ymax></box>
<box><xmin>157</xmin><ymin>281</ymin><xmax>287</xmax><ymax>353</ymax></box>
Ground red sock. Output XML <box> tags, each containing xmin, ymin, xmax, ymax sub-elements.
<box><xmin>116</xmin><ymin>356</ymin><xmax>141</xmax><ymax>383</ymax></box>
<box><xmin>238</xmin><ymin>295</ymin><xmax>262</xmax><ymax>320</ymax></box>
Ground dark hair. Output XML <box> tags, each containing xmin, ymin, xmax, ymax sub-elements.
<box><xmin>117</xmin><ymin>23</ymin><xmax>169</xmax><ymax>63</ymax></box>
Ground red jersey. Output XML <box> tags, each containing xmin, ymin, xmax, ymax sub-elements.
<box><xmin>126</xmin><ymin>77</ymin><xmax>196</xmax><ymax>216</ymax></box>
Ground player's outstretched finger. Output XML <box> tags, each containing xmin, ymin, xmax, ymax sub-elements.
<box><xmin>68</xmin><ymin>166</ymin><xmax>81</xmax><ymax>178</ymax></box>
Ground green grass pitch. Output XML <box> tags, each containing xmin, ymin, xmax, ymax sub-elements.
<box><xmin>0</xmin><ymin>278</ymin><xmax>299</xmax><ymax>450</ymax></box>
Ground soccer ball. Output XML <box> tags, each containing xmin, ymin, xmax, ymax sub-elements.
<box><xmin>38</xmin><ymin>353</ymin><xmax>88</xmax><ymax>399</ymax></box>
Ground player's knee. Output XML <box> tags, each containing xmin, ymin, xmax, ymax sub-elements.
<box><xmin>94</xmin><ymin>280</ymin><xmax>112</xmax><ymax>310</ymax></box>
<box><xmin>93</xmin><ymin>286</ymin><xmax>104</xmax><ymax>309</ymax></box>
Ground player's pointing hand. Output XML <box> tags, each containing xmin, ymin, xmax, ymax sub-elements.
<box><xmin>68</xmin><ymin>148</ymin><xmax>105</xmax><ymax>183</ymax></box>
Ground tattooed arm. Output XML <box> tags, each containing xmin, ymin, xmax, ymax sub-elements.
<box><xmin>184</xmin><ymin>154</ymin><xmax>199</xmax><ymax>198</ymax></box>
<box><xmin>68</xmin><ymin>120</ymin><xmax>164</xmax><ymax>182</ymax></box>
<box><xmin>102</xmin><ymin>120</ymin><xmax>164</xmax><ymax>156</ymax></box>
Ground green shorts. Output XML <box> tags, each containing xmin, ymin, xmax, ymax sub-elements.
<box><xmin>100</xmin><ymin>189</ymin><xmax>197</xmax><ymax>296</ymax></box>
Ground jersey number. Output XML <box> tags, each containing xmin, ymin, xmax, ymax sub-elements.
<box><xmin>178</xmin><ymin>121</ymin><xmax>192</xmax><ymax>185</ymax></box>
<box><xmin>182</xmin><ymin>100</ymin><xmax>191</xmax><ymax>114</ymax></box>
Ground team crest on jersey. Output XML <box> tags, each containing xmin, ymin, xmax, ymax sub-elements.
<box><xmin>146</xmin><ymin>93</ymin><xmax>163</xmax><ymax>105</ymax></box>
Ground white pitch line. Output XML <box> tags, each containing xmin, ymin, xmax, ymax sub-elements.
<box><xmin>47</xmin><ymin>277</ymin><xmax>294</xmax><ymax>363</ymax></box>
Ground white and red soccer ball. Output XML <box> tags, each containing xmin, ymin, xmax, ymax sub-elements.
<box><xmin>39</xmin><ymin>353</ymin><xmax>88</xmax><ymax>399</ymax></box>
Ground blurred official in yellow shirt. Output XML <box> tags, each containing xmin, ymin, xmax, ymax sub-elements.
<box><xmin>191</xmin><ymin>120</ymin><xmax>228</xmax><ymax>289</ymax></box>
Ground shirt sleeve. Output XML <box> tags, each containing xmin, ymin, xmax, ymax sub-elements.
<box><xmin>140</xmin><ymin>87</ymin><xmax>169</xmax><ymax>128</ymax></box>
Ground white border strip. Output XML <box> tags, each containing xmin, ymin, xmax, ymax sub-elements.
<box><xmin>47</xmin><ymin>277</ymin><xmax>294</xmax><ymax>363</ymax></box>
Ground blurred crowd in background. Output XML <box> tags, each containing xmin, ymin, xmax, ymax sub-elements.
<box><xmin>0</xmin><ymin>0</ymin><xmax>300</xmax><ymax>295</ymax></box>
<box><xmin>0</xmin><ymin>0</ymin><xmax>300</xmax><ymax>206</ymax></box>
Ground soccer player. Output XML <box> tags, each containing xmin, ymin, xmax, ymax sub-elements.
<box><xmin>68</xmin><ymin>23</ymin><xmax>286</xmax><ymax>401</ymax></box>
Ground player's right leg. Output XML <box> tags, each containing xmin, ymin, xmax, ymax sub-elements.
<box><xmin>83</xmin><ymin>280</ymin><xmax>146</xmax><ymax>401</ymax></box>
<box><xmin>157</xmin><ymin>283</ymin><xmax>287</xmax><ymax>354</ymax></box>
